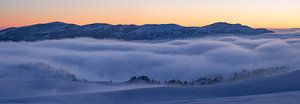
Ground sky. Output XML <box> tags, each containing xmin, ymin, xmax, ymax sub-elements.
<box><xmin>0</xmin><ymin>0</ymin><xmax>300</xmax><ymax>29</ymax></box>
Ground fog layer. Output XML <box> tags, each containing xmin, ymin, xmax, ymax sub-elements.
<box><xmin>0</xmin><ymin>36</ymin><xmax>300</xmax><ymax>81</ymax></box>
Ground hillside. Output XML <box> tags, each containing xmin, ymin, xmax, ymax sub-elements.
<box><xmin>0</xmin><ymin>70</ymin><xmax>299</xmax><ymax>104</ymax></box>
<box><xmin>0</xmin><ymin>22</ymin><xmax>273</xmax><ymax>41</ymax></box>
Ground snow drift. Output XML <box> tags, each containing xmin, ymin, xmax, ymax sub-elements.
<box><xmin>1</xmin><ymin>70</ymin><xmax>300</xmax><ymax>104</ymax></box>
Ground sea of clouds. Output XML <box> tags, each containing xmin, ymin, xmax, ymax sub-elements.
<box><xmin>0</xmin><ymin>36</ymin><xmax>300</xmax><ymax>81</ymax></box>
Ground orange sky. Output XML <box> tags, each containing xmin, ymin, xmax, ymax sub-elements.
<box><xmin>1</xmin><ymin>0</ymin><xmax>300</xmax><ymax>29</ymax></box>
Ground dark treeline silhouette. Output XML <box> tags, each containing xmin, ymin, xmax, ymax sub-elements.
<box><xmin>128</xmin><ymin>76</ymin><xmax>161</xmax><ymax>84</ymax></box>
<box><xmin>229</xmin><ymin>66</ymin><xmax>289</xmax><ymax>81</ymax></box>
<box><xmin>126</xmin><ymin>66</ymin><xmax>290</xmax><ymax>86</ymax></box>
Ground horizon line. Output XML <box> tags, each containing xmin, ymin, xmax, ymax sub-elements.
<box><xmin>1</xmin><ymin>21</ymin><xmax>299</xmax><ymax>30</ymax></box>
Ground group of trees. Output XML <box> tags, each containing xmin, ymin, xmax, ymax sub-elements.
<box><xmin>229</xmin><ymin>66</ymin><xmax>288</xmax><ymax>81</ymax></box>
<box><xmin>127</xmin><ymin>66</ymin><xmax>289</xmax><ymax>86</ymax></box>
<box><xmin>128</xmin><ymin>76</ymin><xmax>160</xmax><ymax>84</ymax></box>
<box><xmin>164</xmin><ymin>76</ymin><xmax>224</xmax><ymax>86</ymax></box>
<box><xmin>127</xmin><ymin>75</ymin><xmax>224</xmax><ymax>86</ymax></box>
<box><xmin>191</xmin><ymin>76</ymin><xmax>224</xmax><ymax>86</ymax></box>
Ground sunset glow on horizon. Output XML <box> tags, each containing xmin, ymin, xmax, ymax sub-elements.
<box><xmin>1</xmin><ymin>0</ymin><xmax>300</xmax><ymax>29</ymax></box>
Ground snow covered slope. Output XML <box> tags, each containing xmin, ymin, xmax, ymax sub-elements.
<box><xmin>0</xmin><ymin>62</ymin><xmax>78</xmax><ymax>81</ymax></box>
<box><xmin>0</xmin><ymin>70</ymin><xmax>299</xmax><ymax>104</ymax></box>
<box><xmin>0</xmin><ymin>22</ymin><xmax>272</xmax><ymax>41</ymax></box>
<box><xmin>149</xmin><ymin>91</ymin><xmax>300</xmax><ymax>104</ymax></box>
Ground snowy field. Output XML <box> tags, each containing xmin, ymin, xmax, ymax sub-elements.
<box><xmin>151</xmin><ymin>91</ymin><xmax>300</xmax><ymax>104</ymax></box>
<box><xmin>0</xmin><ymin>34</ymin><xmax>300</xmax><ymax>104</ymax></box>
<box><xmin>1</xmin><ymin>70</ymin><xmax>300</xmax><ymax>104</ymax></box>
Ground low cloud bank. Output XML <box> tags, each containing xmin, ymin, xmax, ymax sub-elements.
<box><xmin>0</xmin><ymin>36</ymin><xmax>300</xmax><ymax>81</ymax></box>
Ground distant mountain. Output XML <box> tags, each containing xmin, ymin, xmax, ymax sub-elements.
<box><xmin>0</xmin><ymin>22</ymin><xmax>273</xmax><ymax>41</ymax></box>
<box><xmin>271</xmin><ymin>28</ymin><xmax>300</xmax><ymax>34</ymax></box>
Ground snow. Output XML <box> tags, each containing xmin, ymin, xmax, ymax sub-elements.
<box><xmin>82</xmin><ymin>23</ymin><xmax>113</xmax><ymax>30</ymax></box>
<box><xmin>0</xmin><ymin>80</ymin><xmax>160</xmax><ymax>99</ymax></box>
<box><xmin>133</xmin><ymin>24</ymin><xmax>184</xmax><ymax>33</ymax></box>
<box><xmin>0</xmin><ymin>71</ymin><xmax>300</xmax><ymax>104</ymax></box>
<box><xmin>150</xmin><ymin>91</ymin><xmax>300</xmax><ymax>104</ymax></box>
<box><xmin>0</xmin><ymin>62</ymin><xmax>77</xmax><ymax>80</ymax></box>
<box><xmin>0</xmin><ymin>22</ymin><xmax>273</xmax><ymax>41</ymax></box>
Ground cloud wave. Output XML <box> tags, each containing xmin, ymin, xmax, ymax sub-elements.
<box><xmin>0</xmin><ymin>36</ymin><xmax>300</xmax><ymax>81</ymax></box>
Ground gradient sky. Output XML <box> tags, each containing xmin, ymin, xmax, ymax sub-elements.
<box><xmin>1</xmin><ymin>0</ymin><xmax>300</xmax><ymax>29</ymax></box>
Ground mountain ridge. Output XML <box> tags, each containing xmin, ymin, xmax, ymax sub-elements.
<box><xmin>0</xmin><ymin>22</ymin><xmax>273</xmax><ymax>41</ymax></box>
